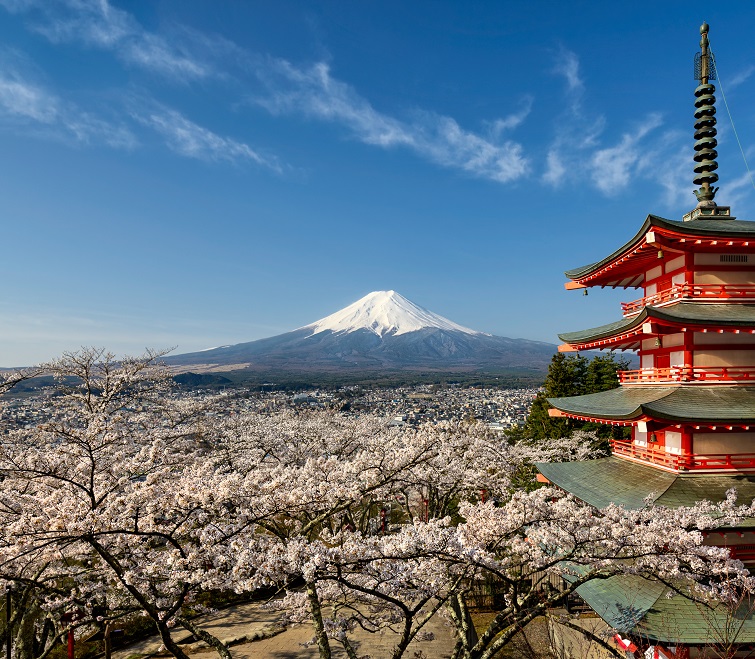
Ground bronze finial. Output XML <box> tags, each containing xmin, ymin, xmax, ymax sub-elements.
<box><xmin>693</xmin><ymin>21</ymin><xmax>719</xmax><ymax>207</ymax></box>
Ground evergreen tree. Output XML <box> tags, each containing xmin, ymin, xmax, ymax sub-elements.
<box><xmin>544</xmin><ymin>352</ymin><xmax>587</xmax><ymax>397</ymax></box>
<box><xmin>585</xmin><ymin>351</ymin><xmax>631</xmax><ymax>394</ymax></box>
<box><xmin>514</xmin><ymin>351</ymin><xmax>630</xmax><ymax>442</ymax></box>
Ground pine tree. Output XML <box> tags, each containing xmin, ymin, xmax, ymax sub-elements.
<box><xmin>515</xmin><ymin>351</ymin><xmax>630</xmax><ymax>442</ymax></box>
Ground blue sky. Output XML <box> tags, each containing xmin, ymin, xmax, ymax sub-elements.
<box><xmin>1</xmin><ymin>1</ymin><xmax>755</xmax><ymax>366</ymax></box>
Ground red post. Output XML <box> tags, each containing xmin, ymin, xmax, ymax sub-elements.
<box><xmin>480</xmin><ymin>489</ymin><xmax>487</xmax><ymax>504</ymax></box>
<box><xmin>380</xmin><ymin>508</ymin><xmax>386</xmax><ymax>534</ymax></box>
<box><xmin>67</xmin><ymin>629</ymin><xmax>74</xmax><ymax>659</ymax></box>
<box><xmin>423</xmin><ymin>498</ymin><xmax>428</xmax><ymax>523</ymax></box>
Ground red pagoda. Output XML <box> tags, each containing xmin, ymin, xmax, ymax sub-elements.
<box><xmin>539</xmin><ymin>23</ymin><xmax>755</xmax><ymax>656</ymax></box>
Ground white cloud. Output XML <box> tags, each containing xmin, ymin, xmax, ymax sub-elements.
<box><xmin>543</xmin><ymin>47</ymin><xmax>684</xmax><ymax>205</ymax></box>
<box><xmin>254</xmin><ymin>59</ymin><xmax>530</xmax><ymax>183</ymax></box>
<box><xmin>718</xmin><ymin>171</ymin><xmax>755</xmax><ymax>210</ymax></box>
<box><xmin>542</xmin><ymin>48</ymin><xmax>604</xmax><ymax>187</ymax></box>
<box><xmin>489</xmin><ymin>95</ymin><xmax>533</xmax><ymax>136</ymax></box>
<box><xmin>589</xmin><ymin>113</ymin><xmax>663</xmax><ymax>195</ymax></box>
<box><xmin>552</xmin><ymin>46</ymin><xmax>584</xmax><ymax>120</ymax></box>
<box><xmin>0</xmin><ymin>64</ymin><xmax>136</xmax><ymax>148</ymax></box>
<box><xmin>542</xmin><ymin>149</ymin><xmax>566</xmax><ymax>186</ymax></box>
<box><xmin>133</xmin><ymin>103</ymin><xmax>280</xmax><ymax>170</ymax></box>
<box><xmin>725</xmin><ymin>65</ymin><xmax>755</xmax><ymax>91</ymax></box>
<box><xmin>0</xmin><ymin>0</ymin><xmax>211</xmax><ymax>81</ymax></box>
<box><xmin>2</xmin><ymin>1</ymin><xmax>527</xmax><ymax>181</ymax></box>
<box><xmin>65</xmin><ymin>110</ymin><xmax>136</xmax><ymax>148</ymax></box>
<box><xmin>0</xmin><ymin>72</ymin><xmax>58</xmax><ymax>122</ymax></box>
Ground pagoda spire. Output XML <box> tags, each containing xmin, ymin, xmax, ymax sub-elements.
<box><xmin>693</xmin><ymin>21</ymin><xmax>719</xmax><ymax>208</ymax></box>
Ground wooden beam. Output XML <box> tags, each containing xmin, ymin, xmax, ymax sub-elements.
<box><xmin>558</xmin><ymin>343</ymin><xmax>578</xmax><ymax>352</ymax></box>
<box><xmin>548</xmin><ymin>408</ymin><xmax>566</xmax><ymax>418</ymax></box>
<box><xmin>564</xmin><ymin>281</ymin><xmax>587</xmax><ymax>290</ymax></box>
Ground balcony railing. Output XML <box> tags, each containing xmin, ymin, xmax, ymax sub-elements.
<box><xmin>619</xmin><ymin>365</ymin><xmax>755</xmax><ymax>385</ymax></box>
<box><xmin>611</xmin><ymin>440</ymin><xmax>755</xmax><ymax>471</ymax></box>
<box><xmin>622</xmin><ymin>284</ymin><xmax>755</xmax><ymax>316</ymax></box>
<box><xmin>729</xmin><ymin>545</ymin><xmax>755</xmax><ymax>563</ymax></box>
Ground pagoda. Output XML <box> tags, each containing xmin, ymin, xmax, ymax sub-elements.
<box><xmin>538</xmin><ymin>23</ymin><xmax>755</xmax><ymax>656</ymax></box>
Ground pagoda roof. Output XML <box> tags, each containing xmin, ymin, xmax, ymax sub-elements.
<box><xmin>539</xmin><ymin>457</ymin><xmax>755</xmax><ymax>639</ymax></box>
<box><xmin>565</xmin><ymin>214</ymin><xmax>755</xmax><ymax>287</ymax></box>
<box><xmin>573</xmin><ymin>573</ymin><xmax>755</xmax><ymax>642</ymax></box>
<box><xmin>536</xmin><ymin>456</ymin><xmax>755</xmax><ymax>511</ymax></box>
<box><xmin>547</xmin><ymin>385</ymin><xmax>755</xmax><ymax>424</ymax></box>
<box><xmin>559</xmin><ymin>302</ymin><xmax>755</xmax><ymax>349</ymax></box>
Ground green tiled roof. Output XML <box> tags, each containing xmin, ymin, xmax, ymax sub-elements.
<box><xmin>576</xmin><ymin>575</ymin><xmax>755</xmax><ymax>642</ymax></box>
<box><xmin>575</xmin><ymin>574</ymin><xmax>755</xmax><ymax>643</ymax></box>
<box><xmin>565</xmin><ymin>214</ymin><xmax>755</xmax><ymax>280</ymax></box>
<box><xmin>548</xmin><ymin>385</ymin><xmax>755</xmax><ymax>423</ymax></box>
<box><xmin>559</xmin><ymin>302</ymin><xmax>755</xmax><ymax>344</ymax></box>
<box><xmin>537</xmin><ymin>457</ymin><xmax>673</xmax><ymax>508</ymax></box>
<box><xmin>541</xmin><ymin>460</ymin><xmax>755</xmax><ymax>641</ymax></box>
<box><xmin>536</xmin><ymin>456</ymin><xmax>755</xmax><ymax>511</ymax></box>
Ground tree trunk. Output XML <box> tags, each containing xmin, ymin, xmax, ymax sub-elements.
<box><xmin>306</xmin><ymin>581</ymin><xmax>331</xmax><ymax>659</ymax></box>
<box><xmin>14</xmin><ymin>601</ymin><xmax>41</xmax><ymax>659</ymax></box>
<box><xmin>176</xmin><ymin>616</ymin><xmax>232</xmax><ymax>659</ymax></box>
<box><xmin>338</xmin><ymin>637</ymin><xmax>360</xmax><ymax>659</ymax></box>
<box><xmin>103</xmin><ymin>623</ymin><xmax>112</xmax><ymax>659</ymax></box>
<box><xmin>447</xmin><ymin>593</ymin><xmax>478</xmax><ymax>659</ymax></box>
<box><xmin>155</xmin><ymin>621</ymin><xmax>191</xmax><ymax>659</ymax></box>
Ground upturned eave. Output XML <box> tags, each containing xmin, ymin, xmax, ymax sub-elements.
<box><xmin>558</xmin><ymin>302</ymin><xmax>755</xmax><ymax>351</ymax></box>
<box><xmin>565</xmin><ymin>215</ymin><xmax>755</xmax><ymax>288</ymax></box>
<box><xmin>547</xmin><ymin>385</ymin><xmax>755</xmax><ymax>424</ymax></box>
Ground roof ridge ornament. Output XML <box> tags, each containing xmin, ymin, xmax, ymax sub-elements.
<box><xmin>684</xmin><ymin>22</ymin><xmax>733</xmax><ymax>221</ymax></box>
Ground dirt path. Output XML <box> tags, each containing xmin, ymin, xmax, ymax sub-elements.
<box><xmin>115</xmin><ymin>601</ymin><xmax>456</xmax><ymax>659</ymax></box>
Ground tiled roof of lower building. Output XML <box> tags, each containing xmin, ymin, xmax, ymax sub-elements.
<box><xmin>574</xmin><ymin>574</ymin><xmax>755</xmax><ymax>643</ymax></box>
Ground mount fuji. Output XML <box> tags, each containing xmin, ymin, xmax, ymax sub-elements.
<box><xmin>166</xmin><ymin>291</ymin><xmax>556</xmax><ymax>377</ymax></box>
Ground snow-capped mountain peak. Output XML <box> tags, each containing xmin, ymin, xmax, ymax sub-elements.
<box><xmin>301</xmin><ymin>290</ymin><xmax>481</xmax><ymax>338</ymax></box>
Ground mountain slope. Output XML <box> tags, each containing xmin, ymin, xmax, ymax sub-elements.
<box><xmin>166</xmin><ymin>291</ymin><xmax>556</xmax><ymax>374</ymax></box>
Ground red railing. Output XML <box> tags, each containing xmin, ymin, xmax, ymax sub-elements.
<box><xmin>622</xmin><ymin>284</ymin><xmax>755</xmax><ymax>316</ymax></box>
<box><xmin>729</xmin><ymin>545</ymin><xmax>755</xmax><ymax>563</ymax></box>
<box><xmin>619</xmin><ymin>366</ymin><xmax>755</xmax><ymax>385</ymax></box>
<box><xmin>611</xmin><ymin>440</ymin><xmax>755</xmax><ymax>471</ymax></box>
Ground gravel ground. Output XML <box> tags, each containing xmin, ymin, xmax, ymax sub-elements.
<box><xmin>114</xmin><ymin>601</ymin><xmax>458</xmax><ymax>659</ymax></box>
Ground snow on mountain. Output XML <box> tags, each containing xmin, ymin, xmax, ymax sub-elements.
<box><xmin>301</xmin><ymin>290</ymin><xmax>482</xmax><ymax>338</ymax></box>
<box><xmin>165</xmin><ymin>289</ymin><xmax>557</xmax><ymax>375</ymax></box>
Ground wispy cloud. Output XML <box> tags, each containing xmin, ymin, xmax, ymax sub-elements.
<box><xmin>0</xmin><ymin>0</ymin><xmax>211</xmax><ymax>81</ymax></box>
<box><xmin>0</xmin><ymin>56</ymin><xmax>136</xmax><ymax>148</ymax></box>
<box><xmin>489</xmin><ymin>95</ymin><xmax>533</xmax><ymax>136</ymax></box>
<box><xmin>1</xmin><ymin>1</ymin><xmax>530</xmax><ymax>182</ymax></box>
<box><xmin>542</xmin><ymin>48</ymin><xmax>684</xmax><ymax>207</ymax></box>
<box><xmin>254</xmin><ymin>59</ymin><xmax>530</xmax><ymax>183</ymax></box>
<box><xmin>589</xmin><ymin>113</ymin><xmax>663</xmax><ymax>195</ymax></box>
<box><xmin>724</xmin><ymin>65</ymin><xmax>755</xmax><ymax>91</ymax></box>
<box><xmin>646</xmin><ymin>139</ymin><xmax>692</xmax><ymax>208</ymax></box>
<box><xmin>718</xmin><ymin>171</ymin><xmax>755</xmax><ymax>210</ymax></box>
<box><xmin>542</xmin><ymin>47</ymin><xmax>599</xmax><ymax>187</ymax></box>
<box><xmin>553</xmin><ymin>47</ymin><xmax>583</xmax><ymax>97</ymax></box>
<box><xmin>0</xmin><ymin>70</ymin><xmax>57</xmax><ymax>122</ymax></box>
<box><xmin>132</xmin><ymin>102</ymin><xmax>280</xmax><ymax>170</ymax></box>
<box><xmin>542</xmin><ymin>149</ymin><xmax>565</xmax><ymax>187</ymax></box>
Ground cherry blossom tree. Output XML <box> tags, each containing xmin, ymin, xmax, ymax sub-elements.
<box><xmin>221</xmin><ymin>413</ymin><xmax>754</xmax><ymax>659</ymax></box>
<box><xmin>0</xmin><ymin>349</ymin><xmax>244</xmax><ymax>659</ymax></box>
<box><xmin>1</xmin><ymin>352</ymin><xmax>752</xmax><ymax>659</ymax></box>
